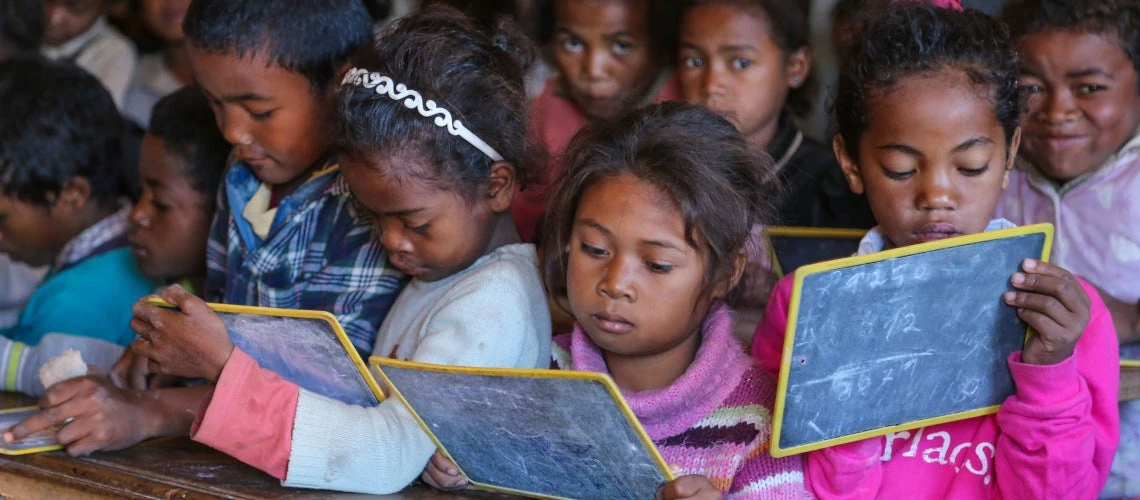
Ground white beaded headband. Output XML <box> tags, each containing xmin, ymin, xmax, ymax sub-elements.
<box><xmin>341</xmin><ymin>68</ymin><xmax>504</xmax><ymax>162</ymax></box>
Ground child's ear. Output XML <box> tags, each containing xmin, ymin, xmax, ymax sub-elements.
<box><xmin>56</xmin><ymin>177</ymin><xmax>93</xmax><ymax>212</ymax></box>
<box><xmin>785</xmin><ymin>47</ymin><xmax>812</xmax><ymax>90</ymax></box>
<box><xmin>485</xmin><ymin>161</ymin><xmax>517</xmax><ymax>213</ymax></box>
<box><xmin>1002</xmin><ymin>127</ymin><xmax>1023</xmax><ymax>190</ymax></box>
<box><xmin>833</xmin><ymin>135</ymin><xmax>865</xmax><ymax>195</ymax></box>
<box><xmin>713</xmin><ymin>249</ymin><xmax>749</xmax><ymax>299</ymax></box>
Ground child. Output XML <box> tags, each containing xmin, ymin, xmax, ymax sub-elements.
<box><xmin>751</xmin><ymin>5</ymin><xmax>1118</xmax><ymax>497</ymax></box>
<box><xmin>99</xmin><ymin>8</ymin><xmax>552</xmax><ymax>494</ymax></box>
<box><xmin>511</xmin><ymin>0</ymin><xmax>683</xmax><ymax>243</ymax></box>
<box><xmin>996</xmin><ymin>1</ymin><xmax>1140</xmax><ymax>496</ymax></box>
<box><xmin>123</xmin><ymin>0</ymin><xmax>193</xmax><ymax>128</ymax></box>
<box><xmin>0</xmin><ymin>56</ymin><xmax>154</xmax><ymax>386</ymax></box>
<box><xmin>0</xmin><ymin>84</ymin><xmax>227</xmax><ymax>396</ymax></box>
<box><xmin>40</xmin><ymin>0</ymin><xmax>137</xmax><ymax>109</ymax></box>
<box><xmin>677</xmin><ymin>0</ymin><xmax>875</xmax><ymax>310</ymax></box>
<box><xmin>425</xmin><ymin>102</ymin><xmax>808</xmax><ymax>498</ymax></box>
<box><xmin>2</xmin><ymin>0</ymin><xmax>401</xmax><ymax>456</ymax></box>
<box><xmin>0</xmin><ymin>0</ymin><xmax>43</xmax><ymax>59</ymax></box>
<box><xmin>129</xmin><ymin>84</ymin><xmax>230</xmax><ymax>297</ymax></box>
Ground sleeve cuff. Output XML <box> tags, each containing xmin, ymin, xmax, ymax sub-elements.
<box><xmin>190</xmin><ymin>347</ymin><xmax>259</xmax><ymax>442</ymax></box>
<box><xmin>1007</xmin><ymin>351</ymin><xmax>1082</xmax><ymax>406</ymax></box>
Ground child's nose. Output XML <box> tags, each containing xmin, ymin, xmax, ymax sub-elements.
<box><xmin>1037</xmin><ymin>88</ymin><xmax>1077</xmax><ymax>124</ymax></box>
<box><xmin>597</xmin><ymin>258</ymin><xmax>636</xmax><ymax>301</ymax></box>
<box><xmin>583</xmin><ymin>49</ymin><xmax>609</xmax><ymax>81</ymax></box>
<box><xmin>219</xmin><ymin>112</ymin><xmax>253</xmax><ymax>147</ymax></box>
<box><xmin>917</xmin><ymin>170</ymin><xmax>957</xmax><ymax>211</ymax></box>
<box><xmin>380</xmin><ymin>225</ymin><xmax>414</xmax><ymax>254</ymax></box>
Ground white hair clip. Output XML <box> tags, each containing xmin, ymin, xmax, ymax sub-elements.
<box><xmin>341</xmin><ymin>68</ymin><xmax>504</xmax><ymax>162</ymax></box>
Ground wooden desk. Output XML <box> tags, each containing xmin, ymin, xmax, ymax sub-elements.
<box><xmin>0</xmin><ymin>394</ymin><xmax>504</xmax><ymax>499</ymax></box>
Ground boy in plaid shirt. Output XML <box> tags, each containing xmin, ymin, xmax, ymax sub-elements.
<box><xmin>3</xmin><ymin>0</ymin><xmax>403</xmax><ymax>455</ymax></box>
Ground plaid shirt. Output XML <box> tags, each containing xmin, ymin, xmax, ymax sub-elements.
<box><xmin>206</xmin><ymin>159</ymin><xmax>404</xmax><ymax>353</ymax></box>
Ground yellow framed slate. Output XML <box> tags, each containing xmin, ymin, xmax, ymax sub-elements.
<box><xmin>369</xmin><ymin>357</ymin><xmax>674</xmax><ymax>500</ymax></box>
<box><xmin>769</xmin><ymin>223</ymin><xmax>1054</xmax><ymax>458</ymax></box>
<box><xmin>764</xmin><ymin>226</ymin><xmax>868</xmax><ymax>277</ymax></box>
<box><xmin>1122</xmin><ymin>360</ymin><xmax>1140</xmax><ymax>368</ymax></box>
<box><xmin>0</xmin><ymin>407</ymin><xmax>63</xmax><ymax>455</ymax></box>
<box><xmin>146</xmin><ymin>298</ymin><xmax>386</xmax><ymax>403</ymax></box>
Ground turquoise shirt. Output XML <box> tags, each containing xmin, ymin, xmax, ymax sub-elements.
<box><xmin>0</xmin><ymin>248</ymin><xmax>156</xmax><ymax>346</ymax></box>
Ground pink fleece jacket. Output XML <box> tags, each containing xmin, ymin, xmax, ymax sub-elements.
<box><xmin>751</xmin><ymin>258</ymin><xmax>1119</xmax><ymax>498</ymax></box>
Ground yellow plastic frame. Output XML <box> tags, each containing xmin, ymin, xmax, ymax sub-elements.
<box><xmin>146</xmin><ymin>298</ymin><xmax>387</xmax><ymax>403</ymax></box>
<box><xmin>369</xmin><ymin>357</ymin><xmax>675</xmax><ymax>500</ymax></box>
<box><xmin>769</xmin><ymin>223</ymin><xmax>1054</xmax><ymax>457</ymax></box>
<box><xmin>0</xmin><ymin>406</ymin><xmax>63</xmax><ymax>455</ymax></box>
<box><xmin>1122</xmin><ymin>360</ymin><xmax>1140</xmax><ymax>368</ymax></box>
<box><xmin>764</xmin><ymin>226</ymin><xmax>869</xmax><ymax>277</ymax></box>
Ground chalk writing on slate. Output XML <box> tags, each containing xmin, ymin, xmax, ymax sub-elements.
<box><xmin>376</xmin><ymin>362</ymin><xmax>669</xmax><ymax>499</ymax></box>
<box><xmin>223</xmin><ymin>312</ymin><xmax>379</xmax><ymax>407</ymax></box>
<box><xmin>766</xmin><ymin>227</ymin><xmax>866</xmax><ymax>277</ymax></box>
<box><xmin>775</xmin><ymin>228</ymin><xmax>1048</xmax><ymax>455</ymax></box>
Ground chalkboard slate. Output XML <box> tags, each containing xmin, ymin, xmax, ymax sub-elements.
<box><xmin>771</xmin><ymin>225</ymin><xmax>1052</xmax><ymax>457</ymax></box>
<box><xmin>147</xmin><ymin>300</ymin><xmax>384</xmax><ymax>408</ymax></box>
<box><xmin>371</xmin><ymin>359</ymin><xmax>672</xmax><ymax>500</ymax></box>
<box><xmin>765</xmin><ymin>227</ymin><xmax>866</xmax><ymax>277</ymax></box>
<box><xmin>0</xmin><ymin>407</ymin><xmax>61</xmax><ymax>455</ymax></box>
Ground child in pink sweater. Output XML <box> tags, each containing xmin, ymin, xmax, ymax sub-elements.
<box><xmin>427</xmin><ymin>103</ymin><xmax>808</xmax><ymax>499</ymax></box>
<box><xmin>752</xmin><ymin>4</ymin><xmax>1119</xmax><ymax>498</ymax></box>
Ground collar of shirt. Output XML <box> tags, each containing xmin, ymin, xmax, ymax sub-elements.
<box><xmin>54</xmin><ymin>204</ymin><xmax>131</xmax><ymax>271</ymax></box>
<box><xmin>41</xmin><ymin>16</ymin><xmax>108</xmax><ymax>60</ymax></box>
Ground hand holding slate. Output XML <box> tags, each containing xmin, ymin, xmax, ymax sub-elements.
<box><xmin>1004</xmin><ymin>259</ymin><xmax>1092</xmax><ymax>366</ymax></box>
<box><xmin>130</xmin><ymin>285</ymin><xmax>234</xmax><ymax>382</ymax></box>
<box><xmin>421</xmin><ymin>449</ymin><xmax>468</xmax><ymax>491</ymax></box>
<box><xmin>657</xmin><ymin>475</ymin><xmax>724</xmax><ymax>500</ymax></box>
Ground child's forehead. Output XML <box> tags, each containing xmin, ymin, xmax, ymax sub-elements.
<box><xmin>188</xmin><ymin>47</ymin><xmax>312</xmax><ymax>99</ymax></box>
<box><xmin>1018</xmin><ymin>30</ymin><xmax>1135</xmax><ymax>70</ymax></box>
<box><xmin>556</xmin><ymin>0</ymin><xmax>648</xmax><ymax>30</ymax></box>
<box><xmin>681</xmin><ymin>3</ymin><xmax>776</xmax><ymax>44</ymax></box>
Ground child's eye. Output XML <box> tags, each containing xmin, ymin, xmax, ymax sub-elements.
<box><xmin>1077</xmin><ymin>84</ymin><xmax>1106</xmax><ymax>95</ymax></box>
<box><xmin>153</xmin><ymin>200</ymin><xmax>171</xmax><ymax>212</ymax></box>
<box><xmin>683</xmin><ymin>57</ymin><xmax>703</xmax><ymax>69</ymax></box>
<box><xmin>959</xmin><ymin>165</ymin><xmax>990</xmax><ymax>177</ymax></box>
<box><xmin>249</xmin><ymin>109</ymin><xmax>275</xmax><ymax>121</ymax></box>
<box><xmin>882</xmin><ymin>168</ymin><xmax>916</xmax><ymax>180</ymax></box>
<box><xmin>561</xmin><ymin>37</ymin><xmax>583</xmax><ymax>53</ymax></box>
<box><xmin>579</xmin><ymin>243</ymin><xmax>608</xmax><ymax>257</ymax></box>
<box><xmin>405</xmin><ymin>223</ymin><xmax>429</xmax><ymax>235</ymax></box>
<box><xmin>645</xmin><ymin>261</ymin><xmax>674</xmax><ymax>274</ymax></box>
<box><xmin>612</xmin><ymin>40</ymin><xmax>634</xmax><ymax>55</ymax></box>
<box><xmin>731</xmin><ymin>58</ymin><xmax>752</xmax><ymax>70</ymax></box>
<box><xmin>1019</xmin><ymin>83</ymin><xmax>1043</xmax><ymax>95</ymax></box>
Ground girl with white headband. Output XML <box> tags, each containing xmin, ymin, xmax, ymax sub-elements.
<box><xmin>118</xmin><ymin>6</ymin><xmax>553</xmax><ymax>494</ymax></box>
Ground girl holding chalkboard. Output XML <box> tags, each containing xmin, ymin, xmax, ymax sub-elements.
<box><xmin>426</xmin><ymin>104</ymin><xmax>810</xmax><ymax>498</ymax></box>
<box><xmin>751</xmin><ymin>4</ymin><xmax>1120</xmax><ymax>498</ymax></box>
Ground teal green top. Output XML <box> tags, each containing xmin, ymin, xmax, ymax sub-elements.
<box><xmin>0</xmin><ymin>248</ymin><xmax>156</xmax><ymax>346</ymax></box>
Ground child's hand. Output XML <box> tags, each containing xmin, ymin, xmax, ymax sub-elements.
<box><xmin>3</xmin><ymin>371</ymin><xmax>157</xmax><ymax>456</ymax></box>
<box><xmin>129</xmin><ymin>285</ymin><xmax>233</xmax><ymax>382</ymax></box>
<box><xmin>110</xmin><ymin>341</ymin><xmax>183</xmax><ymax>390</ymax></box>
<box><xmin>1004</xmin><ymin>259</ymin><xmax>1091</xmax><ymax>366</ymax></box>
<box><xmin>421</xmin><ymin>449</ymin><xmax>468</xmax><ymax>490</ymax></box>
<box><xmin>657</xmin><ymin>475</ymin><xmax>723</xmax><ymax>500</ymax></box>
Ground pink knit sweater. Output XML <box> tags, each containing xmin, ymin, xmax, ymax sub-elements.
<box><xmin>552</xmin><ymin>304</ymin><xmax>810</xmax><ymax>499</ymax></box>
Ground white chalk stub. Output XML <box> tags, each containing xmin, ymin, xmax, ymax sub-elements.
<box><xmin>38</xmin><ymin>349</ymin><xmax>88</xmax><ymax>389</ymax></box>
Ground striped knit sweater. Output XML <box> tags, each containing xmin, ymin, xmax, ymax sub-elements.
<box><xmin>552</xmin><ymin>304</ymin><xmax>809</xmax><ymax>499</ymax></box>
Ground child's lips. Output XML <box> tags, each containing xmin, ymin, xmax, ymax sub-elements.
<box><xmin>1032</xmin><ymin>134</ymin><xmax>1090</xmax><ymax>153</ymax></box>
<box><xmin>592</xmin><ymin>312</ymin><xmax>634</xmax><ymax>335</ymax></box>
<box><xmin>913</xmin><ymin>222</ymin><xmax>961</xmax><ymax>243</ymax></box>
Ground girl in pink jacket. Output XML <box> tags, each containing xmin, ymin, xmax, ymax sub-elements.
<box><xmin>752</xmin><ymin>3</ymin><xmax>1119</xmax><ymax>498</ymax></box>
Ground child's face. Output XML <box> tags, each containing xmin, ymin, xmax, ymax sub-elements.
<box><xmin>128</xmin><ymin>135</ymin><xmax>213</xmax><ymax>281</ymax></box>
<box><xmin>189</xmin><ymin>47</ymin><xmax>330</xmax><ymax>187</ymax></box>
<box><xmin>836</xmin><ymin>70</ymin><xmax>1020</xmax><ymax>248</ymax></box>
<box><xmin>552</xmin><ymin>0</ymin><xmax>655</xmax><ymax>120</ymax></box>
<box><xmin>43</xmin><ymin>0</ymin><xmax>105</xmax><ymax>46</ymax></box>
<box><xmin>141</xmin><ymin>0</ymin><xmax>191</xmax><ymax>44</ymax></box>
<box><xmin>565</xmin><ymin>173</ymin><xmax>715</xmax><ymax>366</ymax></box>
<box><xmin>0</xmin><ymin>189</ymin><xmax>86</xmax><ymax>267</ymax></box>
<box><xmin>1016</xmin><ymin>31</ymin><xmax>1140</xmax><ymax>182</ymax></box>
<box><xmin>340</xmin><ymin>155</ymin><xmax>515</xmax><ymax>283</ymax></box>
<box><xmin>678</xmin><ymin>4</ymin><xmax>808</xmax><ymax>146</ymax></box>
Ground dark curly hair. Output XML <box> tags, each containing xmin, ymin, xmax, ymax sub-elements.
<box><xmin>682</xmin><ymin>0</ymin><xmax>815</xmax><ymax>116</ymax></box>
<box><xmin>333</xmin><ymin>5</ymin><xmax>542</xmax><ymax>201</ymax></box>
<box><xmin>183</xmin><ymin>0</ymin><xmax>372</xmax><ymax>92</ymax></box>
<box><xmin>0</xmin><ymin>57</ymin><xmax>127</xmax><ymax>207</ymax></box>
<box><xmin>1002</xmin><ymin>0</ymin><xmax>1140</xmax><ymax>75</ymax></box>
<box><xmin>543</xmin><ymin>102</ymin><xmax>776</xmax><ymax>304</ymax></box>
<box><xmin>834</xmin><ymin>3</ymin><xmax>1020</xmax><ymax>158</ymax></box>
